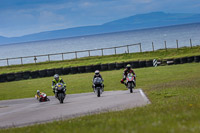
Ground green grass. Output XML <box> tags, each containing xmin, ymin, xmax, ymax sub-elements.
<box><xmin>0</xmin><ymin>63</ymin><xmax>200</xmax><ymax>132</ymax></box>
<box><xmin>0</xmin><ymin>62</ymin><xmax>199</xmax><ymax>101</ymax></box>
<box><xmin>0</xmin><ymin>45</ymin><xmax>199</xmax><ymax>74</ymax></box>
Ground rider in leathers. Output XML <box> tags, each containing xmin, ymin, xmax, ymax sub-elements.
<box><xmin>52</xmin><ymin>74</ymin><xmax>66</xmax><ymax>97</ymax></box>
<box><xmin>120</xmin><ymin>64</ymin><xmax>136</xmax><ymax>86</ymax></box>
<box><xmin>92</xmin><ymin>70</ymin><xmax>104</xmax><ymax>92</ymax></box>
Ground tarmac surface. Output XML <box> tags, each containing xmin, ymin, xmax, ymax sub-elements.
<box><xmin>0</xmin><ymin>89</ymin><xmax>150</xmax><ymax>128</ymax></box>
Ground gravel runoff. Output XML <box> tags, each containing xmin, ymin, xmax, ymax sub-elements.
<box><xmin>0</xmin><ymin>89</ymin><xmax>150</xmax><ymax>129</ymax></box>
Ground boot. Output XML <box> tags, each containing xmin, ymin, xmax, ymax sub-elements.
<box><xmin>55</xmin><ymin>92</ymin><xmax>58</xmax><ymax>98</ymax></box>
<box><xmin>124</xmin><ymin>82</ymin><xmax>127</xmax><ymax>86</ymax></box>
<box><xmin>92</xmin><ymin>84</ymin><xmax>95</xmax><ymax>92</ymax></box>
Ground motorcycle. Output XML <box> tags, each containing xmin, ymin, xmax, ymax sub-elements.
<box><xmin>93</xmin><ymin>77</ymin><xmax>103</xmax><ymax>97</ymax></box>
<box><xmin>35</xmin><ymin>92</ymin><xmax>50</xmax><ymax>102</ymax></box>
<box><xmin>55</xmin><ymin>83</ymin><xmax>66</xmax><ymax>104</ymax></box>
<box><xmin>126</xmin><ymin>73</ymin><xmax>136</xmax><ymax>93</ymax></box>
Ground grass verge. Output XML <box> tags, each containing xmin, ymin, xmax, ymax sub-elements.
<box><xmin>0</xmin><ymin>45</ymin><xmax>199</xmax><ymax>74</ymax></box>
<box><xmin>0</xmin><ymin>63</ymin><xmax>200</xmax><ymax>132</ymax></box>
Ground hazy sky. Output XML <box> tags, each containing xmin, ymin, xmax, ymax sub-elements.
<box><xmin>0</xmin><ymin>0</ymin><xmax>200</xmax><ymax>37</ymax></box>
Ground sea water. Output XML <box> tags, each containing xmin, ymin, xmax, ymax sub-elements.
<box><xmin>0</xmin><ymin>23</ymin><xmax>200</xmax><ymax>66</ymax></box>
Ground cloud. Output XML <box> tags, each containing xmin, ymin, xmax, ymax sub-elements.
<box><xmin>129</xmin><ymin>0</ymin><xmax>153</xmax><ymax>4</ymax></box>
<box><xmin>0</xmin><ymin>0</ymin><xmax>200</xmax><ymax>37</ymax></box>
<box><xmin>80</xmin><ymin>1</ymin><xmax>94</xmax><ymax>8</ymax></box>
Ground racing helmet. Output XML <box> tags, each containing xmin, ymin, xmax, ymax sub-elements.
<box><xmin>54</xmin><ymin>74</ymin><xmax>59</xmax><ymax>81</ymax></box>
<box><xmin>37</xmin><ymin>90</ymin><xmax>40</xmax><ymax>94</ymax></box>
<box><xmin>126</xmin><ymin>64</ymin><xmax>131</xmax><ymax>70</ymax></box>
<box><xmin>95</xmin><ymin>70</ymin><xmax>100</xmax><ymax>76</ymax></box>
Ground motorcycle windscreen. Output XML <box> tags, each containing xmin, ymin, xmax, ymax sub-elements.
<box><xmin>93</xmin><ymin>77</ymin><xmax>102</xmax><ymax>85</ymax></box>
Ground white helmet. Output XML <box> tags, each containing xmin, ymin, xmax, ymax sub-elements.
<box><xmin>37</xmin><ymin>90</ymin><xmax>40</xmax><ymax>94</ymax></box>
<box><xmin>95</xmin><ymin>70</ymin><xmax>100</xmax><ymax>76</ymax></box>
<box><xmin>54</xmin><ymin>74</ymin><xmax>59</xmax><ymax>81</ymax></box>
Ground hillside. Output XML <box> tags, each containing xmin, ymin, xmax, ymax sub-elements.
<box><xmin>0</xmin><ymin>12</ymin><xmax>200</xmax><ymax>45</ymax></box>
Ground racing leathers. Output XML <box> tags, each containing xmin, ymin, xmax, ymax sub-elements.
<box><xmin>36</xmin><ymin>92</ymin><xmax>44</xmax><ymax>99</ymax></box>
<box><xmin>52</xmin><ymin>78</ymin><xmax>66</xmax><ymax>97</ymax></box>
<box><xmin>120</xmin><ymin>68</ymin><xmax>136</xmax><ymax>86</ymax></box>
<box><xmin>92</xmin><ymin>74</ymin><xmax>104</xmax><ymax>91</ymax></box>
<box><xmin>93</xmin><ymin>74</ymin><xmax>103</xmax><ymax>81</ymax></box>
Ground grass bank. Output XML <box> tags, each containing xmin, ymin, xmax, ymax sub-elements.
<box><xmin>0</xmin><ymin>45</ymin><xmax>199</xmax><ymax>74</ymax></box>
<box><xmin>0</xmin><ymin>63</ymin><xmax>199</xmax><ymax>100</ymax></box>
<box><xmin>0</xmin><ymin>63</ymin><xmax>200</xmax><ymax>132</ymax></box>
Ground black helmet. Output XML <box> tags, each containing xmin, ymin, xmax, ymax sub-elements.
<box><xmin>54</xmin><ymin>74</ymin><xmax>59</xmax><ymax>81</ymax></box>
<box><xmin>95</xmin><ymin>70</ymin><xmax>100</xmax><ymax>76</ymax></box>
<box><xmin>126</xmin><ymin>64</ymin><xmax>131</xmax><ymax>70</ymax></box>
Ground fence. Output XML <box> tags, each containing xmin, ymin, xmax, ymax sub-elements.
<box><xmin>0</xmin><ymin>43</ymin><xmax>142</xmax><ymax>66</ymax></box>
<box><xmin>0</xmin><ymin>38</ymin><xmax>199</xmax><ymax>66</ymax></box>
<box><xmin>151</xmin><ymin>38</ymin><xmax>194</xmax><ymax>52</ymax></box>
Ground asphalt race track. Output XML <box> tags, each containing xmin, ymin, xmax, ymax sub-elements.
<box><xmin>0</xmin><ymin>89</ymin><xmax>150</xmax><ymax>128</ymax></box>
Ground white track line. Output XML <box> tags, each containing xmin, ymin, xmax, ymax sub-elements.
<box><xmin>139</xmin><ymin>89</ymin><xmax>151</xmax><ymax>104</ymax></box>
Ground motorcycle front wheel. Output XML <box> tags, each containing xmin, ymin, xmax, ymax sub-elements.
<box><xmin>39</xmin><ymin>97</ymin><xmax>43</xmax><ymax>102</ymax></box>
<box><xmin>58</xmin><ymin>93</ymin><xmax>65</xmax><ymax>103</ymax></box>
<box><xmin>97</xmin><ymin>89</ymin><xmax>101</xmax><ymax>97</ymax></box>
<box><xmin>128</xmin><ymin>82</ymin><xmax>133</xmax><ymax>93</ymax></box>
<box><xmin>130</xmin><ymin>87</ymin><xmax>133</xmax><ymax>93</ymax></box>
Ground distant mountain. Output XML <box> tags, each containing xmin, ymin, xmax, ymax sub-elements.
<box><xmin>1</xmin><ymin>12</ymin><xmax>200</xmax><ymax>45</ymax></box>
<box><xmin>103</xmin><ymin>12</ymin><xmax>200</xmax><ymax>30</ymax></box>
<box><xmin>0</xmin><ymin>36</ymin><xmax>6</xmax><ymax>40</ymax></box>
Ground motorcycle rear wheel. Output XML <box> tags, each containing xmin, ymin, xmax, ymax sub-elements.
<box><xmin>46</xmin><ymin>97</ymin><xmax>50</xmax><ymax>101</ymax></box>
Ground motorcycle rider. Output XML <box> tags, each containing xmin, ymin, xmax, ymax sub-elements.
<box><xmin>92</xmin><ymin>70</ymin><xmax>104</xmax><ymax>91</ymax></box>
<box><xmin>36</xmin><ymin>90</ymin><xmax>41</xmax><ymax>99</ymax></box>
<box><xmin>36</xmin><ymin>90</ymin><xmax>44</xmax><ymax>99</ymax></box>
<box><xmin>52</xmin><ymin>74</ymin><xmax>66</xmax><ymax>98</ymax></box>
<box><xmin>120</xmin><ymin>64</ymin><xmax>136</xmax><ymax>86</ymax></box>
